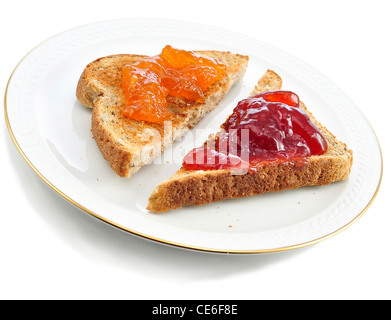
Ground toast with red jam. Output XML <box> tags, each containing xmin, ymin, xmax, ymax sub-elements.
<box><xmin>147</xmin><ymin>70</ymin><xmax>353</xmax><ymax>212</ymax></box>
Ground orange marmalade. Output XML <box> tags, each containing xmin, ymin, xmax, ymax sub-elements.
<box><xmin>121</xmin><ymin>45</ymin><xmax>226</xmax><ymax>123</ymax></box>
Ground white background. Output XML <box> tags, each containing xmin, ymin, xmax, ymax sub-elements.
<box><xmin>1</xmin><ymin>0</ymin><xmax>389</xmax><ymax>300</ymax></box>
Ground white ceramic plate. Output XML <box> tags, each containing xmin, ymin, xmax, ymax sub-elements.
<box><xmin>5</xmin><ymin>18</ymin><xmax>382</xmax><ymax>253</ymax></box>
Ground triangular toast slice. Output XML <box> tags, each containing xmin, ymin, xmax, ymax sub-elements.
<box><xmin>76</xmin><ymin>50</ymin><xmax>249</xmax><ymax>177</ymax></box>
<box><xmin>147</xmin><ymin>70</ymin><xmax>353</xmax><ymax>212</ymax></box>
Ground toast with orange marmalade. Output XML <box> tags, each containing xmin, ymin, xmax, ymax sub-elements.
<box><xmin>76</xmin><ymin>45</ymin><xmax>249</xmax><ymax>177</ymax></box>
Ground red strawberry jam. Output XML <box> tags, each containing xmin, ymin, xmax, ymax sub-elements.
<box><xmin>183</xmin><ymin>90</ymin><xmax>327</xmax><ymax>172</ymax></box>
<box><xmin>183</xmin><ymin>147</ymin><xmax>249</xmax><ymax>171</ymax></box>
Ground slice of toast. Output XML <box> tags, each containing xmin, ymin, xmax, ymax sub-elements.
<box><xmin>76</xmin><ymin>51</ymin><xmax>249</xmax><ymax>177</ymax></box>
<box><xmin>147</xmin><ymin>70</ymin><xmax>353</xmax><ymax>212</ymax></box>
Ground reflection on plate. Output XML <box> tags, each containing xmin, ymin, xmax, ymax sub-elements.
<box><xmin>5</xmin><ymin>19</ymin><xmax>382</xmax><ymax>253</ymax></box>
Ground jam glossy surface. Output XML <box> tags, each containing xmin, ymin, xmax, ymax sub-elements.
<box><xmin>183</xmin><ymin>147</ymin><xmax>249</xmax><ymax>171</ymax></box>
<box><xmin>121</xmin><ymin>45</ymin><xmax>226</xmax><ymax>123</ymax></box>
<box><xmin>183</xmin><ymin>90</ymin><xmax>328</xmax><ymax>172</ymax></box>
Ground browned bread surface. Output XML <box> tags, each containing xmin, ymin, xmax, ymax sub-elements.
<box><xmin>147</xmin><ymin>70</ymin><xmax>353</xmax><ymax>212</ymax></box>
<box><xmin>76</xmin><ymin>51</ymin><xmax>249</xmax><ymax>177</ymax></box>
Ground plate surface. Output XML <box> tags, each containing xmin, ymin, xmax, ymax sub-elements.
<box><xmin>5</xmin><ymin>18</ymin><xmax>382</xmax><ymax>253</ymax></box>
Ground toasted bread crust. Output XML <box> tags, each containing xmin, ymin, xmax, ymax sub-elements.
<box><xmin>147</xmin><ymin>70</ymin><xmax>353</xmax><ymax>212</ymax></box>
<box><xmin>147</xmin><ymin>154</ymin><xmax>352</xmax><ymax>212</ymax></box>
<box><xmin>76</xmin><ymin>52</ymin><xmax>249</xmax><ymax>177</ymax></box>
<box><xmin>76</xmin><ymin>54</ymin><xmax>148</xmax><ymax>109</ymax></box>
